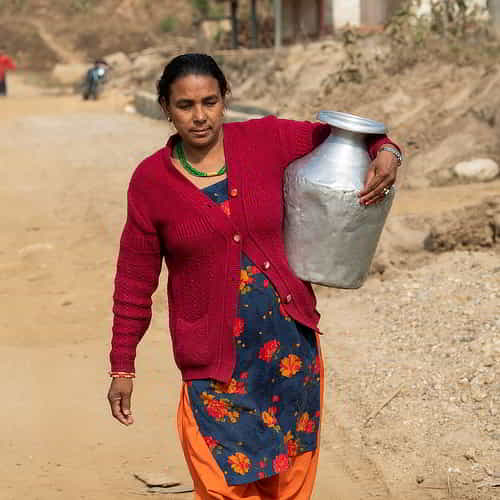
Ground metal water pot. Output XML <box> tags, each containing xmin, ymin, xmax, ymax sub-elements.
<box><xmin>283</xmin><ymin>111</ymin><xmax>395</xmax><ymax>289</ymax></box>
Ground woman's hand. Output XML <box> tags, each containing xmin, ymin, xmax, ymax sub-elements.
<box><xmin>107</xmin><ymin>378</ymin><xmax>134</xmax><ymax>426</ymax></box>
<box><xmin>359</xmin><ymin>150</ymin><xmax>399</xmax><ymax>206</ymax></box>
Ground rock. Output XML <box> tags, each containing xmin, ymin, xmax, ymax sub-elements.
<box><xmin>453</xmin><ymin>158</ymin><xmax>499</xmax><ymax>182</ymax></box>
<box><xmin>434</xmin><ymin>167</ymin><xmax>454</xmax><ymax>185</ymax></box>
<box><xmin>131</xmin><ymin>53</ymin><xmax>165</xmax><ymax>80</ymax></box>
<box><xmin>134</xmin><ymin>91</ymin><xmax>165</xmax><ymax>120</ymax></box>
<box><xmin>470</xmin><ymin>384</ymin><xmax>488</xmax><ymax>402</ymax></box>
<box><xmin>51</xmin><ymin>63</ymin><xmax>89</xmax><ymax>85</ymax></box>
<box><xmin>103</xmin><ymin>51</ymin><xmax>132</xmax><ymax>73</ymax></box>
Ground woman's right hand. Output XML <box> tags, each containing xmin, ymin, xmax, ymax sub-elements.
<box><xmin>107</xmin><ymin>377</ymin><xmax>134</xmax><ymax>426</ymax></box>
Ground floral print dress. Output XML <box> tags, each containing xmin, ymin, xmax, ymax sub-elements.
<box><xmin>187</xmin><ymin>178</ymin><xmax>321</xmax><ymax>486</ymax></box>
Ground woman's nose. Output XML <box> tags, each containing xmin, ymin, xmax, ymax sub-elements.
<box><xmin>193</xmin><ymin>105</ymin><xmax>206</xmax><ymax>122</ymax></box>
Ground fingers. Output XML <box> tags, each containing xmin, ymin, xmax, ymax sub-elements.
<box><xmin>108</xmin><ymin>379</ymin><xmax>134</xmax><ymax>426</ymax></box>
<box><xmin>359</xmin><ymin>162</ymin><xmax>397</xmax><ymax>206</ymax></box>
<box><xmin>121</xmin><ymin>392</ymin><xmax>134</xmax><ymax>426</ymax></box>
<box><xmin>359</xmin><ymin>180</ymin><xmax>393</xmax><ymax>206</ymax></box>
<box><xmin>109</xmin><ymin>394</ymin><xmax>129</xmax><ymax>425</ymax></box>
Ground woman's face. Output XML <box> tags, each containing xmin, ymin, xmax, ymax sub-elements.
<box><xmin>165</xmin><ymin>74</ymin><xmax>225</xmax><ymax>149</ymax></box>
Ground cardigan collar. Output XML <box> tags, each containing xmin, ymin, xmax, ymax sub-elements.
<box><xmin>161</xmin><ymin>124</ymin><xmax>242</xmax><ymax>235</ymax></box>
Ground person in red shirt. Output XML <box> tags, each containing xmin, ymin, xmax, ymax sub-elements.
<box><xmin>0</xmin><ymin>53</ymin><xmax>16</xmax><ymax>96</ymax></box>
<box><xmin>107</xmin><ymin>53</ymin><xmax>403</xmax><ymax>498</ymax></box>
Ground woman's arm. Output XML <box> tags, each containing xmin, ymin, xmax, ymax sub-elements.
<box><xmin>108</xmin><ymin>178</ymin><xmax>163</xmax><ymax>425</ymax></box>
<box><xmin>110</xmin><ymin>179</ymin><xmax>163</xmax><ymax>374</ymax></box>
<box><xmin>274</xmin><ymin>118</ymin><xmax>400</xmax><ymax>167</ymax></box>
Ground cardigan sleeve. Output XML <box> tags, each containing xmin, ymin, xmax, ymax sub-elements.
<box><xmin>110</xmin><ymin>176</ymin><xmax>163</xmax><ymax>373</ymax></box>
<box><xmin>274</xmin><ymin>117</ymin><xmax>400</xmax><ymax>167</ymax></box>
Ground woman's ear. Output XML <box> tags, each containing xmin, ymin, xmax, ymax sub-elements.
<box><xmin>159</xmin><ymin>97</ymin><xmax>172</xmax><ymax>122</ymax></box>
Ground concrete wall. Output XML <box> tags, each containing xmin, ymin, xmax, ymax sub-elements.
<box><xmin>332</xmin><ymin>0</ymin><xmax>361</xmax><ymax>28</ymax></box>
<box><xmin>134</xmin><ymin>91</ymin><xmax>165</xmax><ymax>121</ymax></box>
<box><xmin>331</xmin><ymin>0</ymin><xmax>404</xmax><ymax>28</ymax></box>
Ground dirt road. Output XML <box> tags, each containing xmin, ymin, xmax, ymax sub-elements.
<box><xmin>2</xmin><ymin>74</ymin><xmax>499</xmax><ymax>500</ymax></box>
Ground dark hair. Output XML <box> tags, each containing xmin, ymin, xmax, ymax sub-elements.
<box><xmin>157</xmin><ymin>53</ymin><xmax>230</xmax><ymax>105</ymax></box>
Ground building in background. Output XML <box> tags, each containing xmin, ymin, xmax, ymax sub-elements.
<box><xmin>277</xmin><ymin>0</ymin><xmax>403</xmax><ymax>44</ymax></box>
<box><xmin>330</xmin><ymin>0</ymin><xmax>403</xmax><ymax>29</ymax></box>
<box><xmin>214</xmin><ymin>0</ymin><xmax>491</xmax><ymax>50</ymax></box>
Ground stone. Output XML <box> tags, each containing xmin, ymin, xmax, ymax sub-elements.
<box><xmin>51</xmin><ymin>63</ymin><xmax>89</xmax><ymax>85</ymax></box>
<box><xmin>131</xmin><ymin>53</ymin><xmax>165</xmax><ymax>80</ymax></box>
<box><xmin>134</xmin><ymin>91</ymin><xmax>165</xmax><ymax>120</ymax></box>
<box><xmin>453</xmin><ymin>158</ymin><xmax>499</xmax><ymax>182</ymax></box>
<box><xmin>103</xmin><ymin>51</ymin><xmax>132</xmax><ymax>72</ymax></box>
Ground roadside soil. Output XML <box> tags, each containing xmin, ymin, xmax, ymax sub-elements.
<box><xmin>1</xmin><ymin>73</ymin><xmax>499</xmax><ymax>500</ymax></box>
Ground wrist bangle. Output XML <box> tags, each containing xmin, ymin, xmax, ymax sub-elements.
<box><xmin>379</xmin><ymin>146</ymin><xmax>403</xmax><ymax>166</ymax></box>
<box><xmin>109</xmin><ymin>371</ymin><xmax>136</xmax><ymax>378</ymax></box>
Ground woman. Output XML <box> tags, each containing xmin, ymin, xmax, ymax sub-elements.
<box><xmin>107</xmin><ymin>53</ymin><xmax>402</xmax><ymax>499</ymax></box>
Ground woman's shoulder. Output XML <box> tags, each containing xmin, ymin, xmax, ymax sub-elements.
<box><xmin>225</xmin><ymin>114</ymin><xmax>278</xmax><ymax>132</ymax></box>
<box><xmin>129</xmin><ymin>147</ymin><xmax>168</xmax><ymax>192</ymax></box>
<box><xmin>226</xmin><ymin>115</ymin><xmax>322</xmax><ymax>134</ymax></box>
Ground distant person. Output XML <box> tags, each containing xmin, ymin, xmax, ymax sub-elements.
<box><xmin>107</xmin><ymin>53</ymin><xmax>403</xmax><ymax>498</ymax></box>
<box><xmin>0</xmin><ymin>53</ymin><xmax>16</xmax><ymax>96</ymax></box>
<box><xmin>82</xmin><ymin>59</ymin><xmax>109</xmax><ymax>100</ymax></box>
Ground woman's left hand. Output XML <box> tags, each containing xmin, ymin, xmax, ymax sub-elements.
<box><xmin>358</xmin><ymin>150</ymin><xmax>399</xmax><ymax>206</ymax></box>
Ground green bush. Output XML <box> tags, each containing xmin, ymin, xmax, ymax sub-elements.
<box><xmin>192</xmin><ymin>0</ymin><xmax>210</xmax><ymax>17</ymax></box>
<box><xmin>159</xmin><ymin>16</ymin><xmax>177</xmax><ymax>33</ymax></box>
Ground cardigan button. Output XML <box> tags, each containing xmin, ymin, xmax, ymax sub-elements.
<box><xmin>285</xmin><ymin>294</ymin><xmax>292</xmax><ymax>304</ymax></box>
<box><xmin>263</xmin><ymin>261</ymin><xmax>271</xmax><ymax>270</ymax></box>
<box><xmin>233</xmin><ymin>233</ymin><xmax>241</xmax><ymax>243</ymax></box>
<box><xmin>230</xmin><ymin>188</ymin><xmax>239</xmax><ymax>197</ymax></box>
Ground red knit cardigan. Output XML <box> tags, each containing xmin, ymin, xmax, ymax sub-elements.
<box><xmin>110</xmin><ymin>116</ymin><xmax>394</xmax><ymax>382</ymax></box>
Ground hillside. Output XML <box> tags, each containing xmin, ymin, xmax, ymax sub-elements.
<box><xmin>0</xmin><ymin>0</ymin><xmax>194</xmax><ymax>68</ymax></box>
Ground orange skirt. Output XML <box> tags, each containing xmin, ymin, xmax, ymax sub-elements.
<box><xmin>177</xmin><ymin>334</ymin><xmax>325</xmax><ymax>500</ymax></box>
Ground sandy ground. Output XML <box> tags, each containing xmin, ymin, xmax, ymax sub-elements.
<box><xmin>2</xmin><ymin>73</ymin><xmax>499</xmax><ymax>500</ymax></box>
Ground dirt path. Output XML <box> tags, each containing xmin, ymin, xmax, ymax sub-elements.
<box><xmin>2</xmin><ymin>74</ymin><xmax>498</xmax><ymax>500</ymax></box>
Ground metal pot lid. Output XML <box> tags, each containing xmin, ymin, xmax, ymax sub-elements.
<box><xmin>317</xmin><ymin>110</ymin><xmax>387</xmax><ymax>135</ymax></box>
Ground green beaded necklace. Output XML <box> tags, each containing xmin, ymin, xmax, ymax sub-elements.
<box><xmin>175</xmin><ymin>141</ymin><xmax>227</xmax><ymax>177</ymax></box>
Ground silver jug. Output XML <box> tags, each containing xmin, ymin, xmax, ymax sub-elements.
<box><xmin>284</xmin><ymin>111</ymin><xmax>395</xmax><ymax>289</ymax></box>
